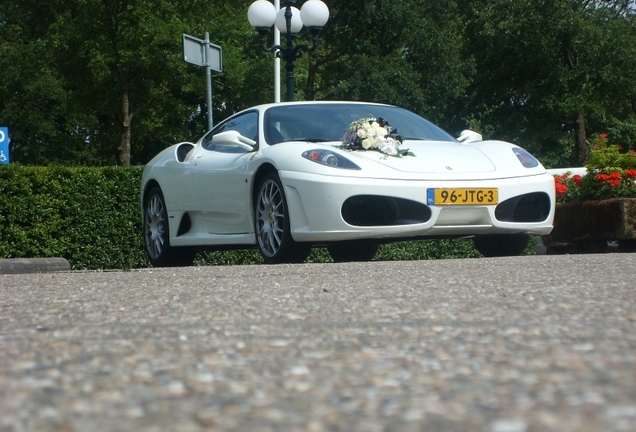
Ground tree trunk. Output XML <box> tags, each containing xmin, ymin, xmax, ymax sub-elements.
<box><xmin>575</xmin><ymin>113</ymin><xmax>588</xmax><ymax>165</ymax></box>
<box><xmin>304</xmin><ymin>61</ymin><xmax>318</xmax><ymax>101</ymax></box>
<box><xmin>117</xmin><ymin>84</ymin><xmax>132</xmax><ymax>167</ymax></box>
<box><xmin>118</xmin><ymin>119</ymin><xmax>131</xmax><ymax>167</ymax></box>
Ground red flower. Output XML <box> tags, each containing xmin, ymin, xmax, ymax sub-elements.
<box><xmin>556</xmin><ymin>183</ymin><xmax>568</xmax><ymax>195</ymax></box>
<box><xmin>598</xmin><ymin>133</ymin><xmax>608</xmax><ymax>142</ymax></box>
<box><xmin>626</xmin><ymin>169</ymin><xmax>636</xmax><ymax>179</ymax></box>
<box><xmin>596</xmin><ymin>172</ymin><xmax>623</xmax><ymax>187</ymax></box>
<box><xmin>572</xmin><ymin>174</ymin><xmax>582</xmax><ymax>186</ymax></box>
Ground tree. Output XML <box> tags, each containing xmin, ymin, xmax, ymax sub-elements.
<box><xmin>2</xmin><ymin>0</ymin><xmax>635</xmax><ymax>167</ymax></box>
<box><xmin>299</xmin><ymin>0</ymin><xmax>473</xmax><ymax>127</ymax></box>
<box><xmin>456</xmin><ymin>0</ymin><xmax>636</xmax><ymax>167</ymax></box>
<box><xmin>49</xmin><ymin>0</ymin><xmax>208</xmax><ymax>166</ymax></box>
<box><xmin>0</xmin><ymin>0</ymin><xmax>274</xmax><ymax>166</ymax></box>
<box><xmin>0</xmin><ymin>0</ymin><xmax>92</xmax><ymax>164</ymax></box>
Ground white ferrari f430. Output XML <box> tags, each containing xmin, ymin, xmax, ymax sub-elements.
<box><xmin>141</xmin><ymin>101</ymin><xmax>555</xmax><ymax>265</ymax></box>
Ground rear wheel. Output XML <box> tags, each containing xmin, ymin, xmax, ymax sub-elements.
<box><xmin>328</xmin><ymin>240</ymin><xmax>379</xmax><ymax>262</ymax></box>
<box><xmin>254</xmin><ymin>172</ymin><xmax>311</xmax><ymax>264</ymax></box>
<box><xmin>144</xmin><ymin>186</ymin><xmax>196</xmax><ymax>267</ymax></box>
<box><xmin>473</xmin><ymin>234</ymin><xmax>530</xmax><ymax>257</ymax></box>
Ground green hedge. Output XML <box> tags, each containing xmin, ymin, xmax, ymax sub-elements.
<box><xmin>1</xmin><ymin>165</ymin><xmax>533</xmax><ymax>270</ymax></box>
<box><xmin>194</xmin><ymin>238</ymin><xmax>487</xmax><ymax>267</ymax></box>
<box><xmin>0</xmin><ymin>164</ymin><xmax>147</xmax><ymax>269</ymax></box>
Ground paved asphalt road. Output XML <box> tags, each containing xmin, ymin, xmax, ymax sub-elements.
<box><xmin>1</xmin><ymin>254</ymin><xmax>635</xmax><ymax>432</ymax></box>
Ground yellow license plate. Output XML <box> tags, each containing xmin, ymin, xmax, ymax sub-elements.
<box><xmin>427</xmin><ymin>188</ymin><xmax>498</xmax><ymax>205</ymax></box>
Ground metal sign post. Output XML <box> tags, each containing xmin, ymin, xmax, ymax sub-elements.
<box><xmin>0</xmin><ymin>127</ymin><xmax>9</xmax><ymax>164</ymax></box>
<box><xmin>183</xmin><ymin>33</ymin><xmax>223</xmax><ymax>131</ymax></box>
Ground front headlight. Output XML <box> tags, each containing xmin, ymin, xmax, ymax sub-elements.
<box><xmin>302</xmin><ymin>149</ymin><xmax>361</xmax><ymax>170</ymax></box>
<box><xmin>513</xmin><ymin>147</ymin><xmax>540</xmax><ymax>168</ymax></box>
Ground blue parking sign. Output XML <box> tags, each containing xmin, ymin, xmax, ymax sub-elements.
<box><xmin>0</xmin><ymin>127</ymin><xmax>9</xmax><ymax>164</ymax></box>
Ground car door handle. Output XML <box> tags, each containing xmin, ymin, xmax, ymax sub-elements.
<box><xmin>195</xmin><ymin>154</ymin><xmax>203</xmax><ymax>159</ymax></box>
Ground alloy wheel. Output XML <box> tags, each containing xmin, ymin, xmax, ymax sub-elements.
<box><xmin>256</xmin><ymin>179</ymin><xmax>285</xmax><ymax>258</ymax></box>
<box><xmin>145</xmin><ymin>192</ymin><xmax>166</xmax><ymax>260</ymax></box>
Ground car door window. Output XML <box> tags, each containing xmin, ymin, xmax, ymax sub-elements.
<box><xmin>202</xmin><ymin>111</ymin><xmax>258</xmax><ymax>153</ymax></box>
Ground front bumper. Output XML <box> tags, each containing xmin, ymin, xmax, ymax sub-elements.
<box><xmin>279</xmin><ymin>170</ymin><xmax>556</xmax><ymax>242</ymax></box>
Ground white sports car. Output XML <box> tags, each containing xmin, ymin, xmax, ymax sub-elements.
<box><xmin>141</xmin><ymin>101</ymin><xmax>555</xmax><ymax>266</ymax></box>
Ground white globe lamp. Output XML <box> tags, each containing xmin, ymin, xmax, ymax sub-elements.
<box><xmin>247</xmin><ymin>0</ymin><xmax>277</xmax><ymax>29</ymax></box>
<box><xmin>275</xmin><ymin>7</ymin><xmax>303</xmax><ymax>34</ymax></box>
<box><xmin>300</xmin><ymin>0</ymin><xmax>330</xmax><ymax>29</ymax></box>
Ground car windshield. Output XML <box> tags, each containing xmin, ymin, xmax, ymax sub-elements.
<box><xmin>263</xmin><ymin>103</ymin><xmax>456</xmax><ymax>145</ymax></box>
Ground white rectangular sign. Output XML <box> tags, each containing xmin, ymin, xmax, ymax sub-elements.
<box><xmin>183</xmin><ymin>34</ymin><xmax>222</xmax><ymax>72</ymax></box>
<box><xmin>206</xmin><ymin>43</ymin><xmax>223</xmax><ymax>72</ymax></box>
<box><xmin>183</xmin><ymin>34</ymin><xmax>205</xmax><ymax>66</ymax></box>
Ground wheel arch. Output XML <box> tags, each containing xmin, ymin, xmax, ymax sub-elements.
<box><xmin>251</xmin><ymin>163</ymin><xmax>278</xmax><ymax>202</ymax></box>
<box><xmin>142</xmin><ymin>183</ymin><xmax>196</xmax><ymax>267</ymax></box>
<box><xmin>141</xmin><ymin>179</ymin><xmax>161</xmax><ymax>217</ymax></box>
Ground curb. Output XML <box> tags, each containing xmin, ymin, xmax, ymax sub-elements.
<box><xmin>0</xmin><ymin>258</ymin><xmax>71</xmax><ymax>275</ymax></box>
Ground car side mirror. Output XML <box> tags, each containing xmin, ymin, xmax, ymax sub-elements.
<box><xmin>457</xmin><ymin>130</ymin><xmax>483</xmax><ymax>144</ymax></box>
<box><xmin>211</xmin><ymin>130</ymin><xmax>256</xmax><ymax>151</ymax></box>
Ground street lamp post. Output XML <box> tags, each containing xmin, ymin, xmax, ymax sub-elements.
<box><xmin>248</xmin><ymin>0</ymin><xmax>329</xmax><ymax>102</ymax></box>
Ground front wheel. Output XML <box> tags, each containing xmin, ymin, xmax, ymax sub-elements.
<box><xmin>473</xmin><ymin>234</ymin><xmax>531</xmax><ymax>257</ymax></box>
<box><xmin>254</xmin><ymin>172</ymin><xmax>310</xmax><ymax>264</ymax></box>
<box><xmin>144</xmin><ymin>186</ymin><xmax>196</xmax><ymax>267</ymax></box>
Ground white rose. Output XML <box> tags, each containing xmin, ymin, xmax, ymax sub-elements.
<box><xmin>361</xmin><ymin>138</ymin><xmax>373</xmax><ymax>149</ymax></box>
<box><xmin>372</xmin><ymin>122</ymin><xmax>387</xmax><ymax>137</ymax></box>
<box><xmin>378</xmin><ymin>139</ymin><xmax>389</xmax><ymax>153</ymax></box>
<box><xmin>379</xmin><ymin>138</ymin><xmax>398</xmax><ymax>156</ymax></box>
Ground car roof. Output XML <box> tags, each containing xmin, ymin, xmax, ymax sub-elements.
<box><xmin>247</xmin><ymin>100</ymin><xmax>394</xmax><ymax>112</ymax></box>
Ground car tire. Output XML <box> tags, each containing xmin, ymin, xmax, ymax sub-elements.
<box><xmin>473</xmin><ymin>234</ymin><xmax>531</xmax><ymax>257</ymax></box>
<box><xmin>144</xmin><ymin>186</ymin><xmax>196</xmax><ymax>267</ymax></box>
<box><xmin>328</xmin><ymin>240</ymin><xmax>379</xmax><ymax>262</ymax></box>
<box><xmin>254</xmin><ymin>172</ymin><xmax>311</xmax><ymax>264</ymax></box>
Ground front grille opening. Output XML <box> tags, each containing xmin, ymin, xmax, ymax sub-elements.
<box><xmin>495</xmin><ymin>192</ymin><xmax>551</xmax><ymax>223</ymax></box>
<box><xmin>342</xmin><ymin>195</ymin><xmax>432</xmax><ymax>227</ymax></box>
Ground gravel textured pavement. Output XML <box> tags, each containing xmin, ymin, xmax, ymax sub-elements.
<box><xmin>1</xmin><ymin>254</ymin><xmax>635</xmax><ymax>432</ymax></box>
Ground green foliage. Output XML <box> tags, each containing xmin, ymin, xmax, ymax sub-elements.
<box><xmin>554</xmin><ymin>172</ymin><xmax>584</xmax><ymax>204</ymax></box>
<box><xmin>0</xmin><ymin>165</ymin><xmax>512</xmax><ymax>269</ymax></box>
<box><xmin>579</xmin><ymin>133</ymin><xmax>636</xmax><ymax>200</ymax></box>
<box><xmin>578</xmin><ymin>169</ymin><xmax>636</xmax><ymax>201</ymax></box>
<box><xmin>376</xmin><ymin>239</ymin><xmax>483</xmax><ymax>261</ymax></box>
<box><xmin>313</xmin><ymin>0</ymin><xmax>473</xmax><ymax>122</ymax></box>
<box><xmin>0</xmin><ymin>165</ymin><xmax>147</xmax><ymax>269</ymax></box>
<box><xmin>456</xmin><ymin>0</ymin><xmax>636</xmax><ymax>167</ymax></box>
<box><xmin>586</xmin><ymin>134</ymin><xmax>636</xmax><ymax>171</ymax></box>
<box><xmin>2</xmin><ymin>0</ymin><xmax>635</xmax><ymax>168</ymax></box>
<box><xmin>194</xmin><ymin>238</ymin><xmax>534</xmax><ymax>267</ymax></box>
<box><xmin>555</xmin><ymin>133</ymin><xmax>636</xmax><ymax>203</ymax></box>
<box><xmin>195</xmin><ymin>249</ymin><xmax>263</xmax><ymax>266</ymax></box>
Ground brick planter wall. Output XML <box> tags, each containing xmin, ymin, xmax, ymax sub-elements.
<box><xmin>542</xmin><ymin>198</ymin><xmax>636</xmax><ymax>253</ymax></box>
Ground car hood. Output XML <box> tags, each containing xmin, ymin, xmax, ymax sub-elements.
<box><xmin>351</xmin><ymin>140</ymin><xmax>496</xmax><ymax>173</ymax></box>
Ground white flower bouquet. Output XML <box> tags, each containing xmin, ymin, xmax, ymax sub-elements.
<box><xmin>338</xmin><ymin>117</ymin><xmax>413</xmax><ymax>157</ymax></box>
